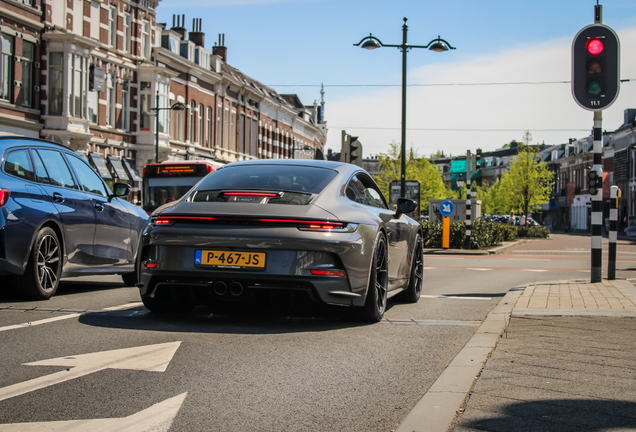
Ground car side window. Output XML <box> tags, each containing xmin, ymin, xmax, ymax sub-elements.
<box><xmin>4</xmin><ymin>149</ymin><xmax>35</xmax><ymax>182</ymax></box>
<box><xmin>30</xmin><ymin>149</ymin><xmax>52</xmax><ymax>184</ymax></box>
<box><xmin>66</xmin><ymin>154</ymin><xmax>109</xmax><ymax>197</ymax></box>
<box><xmin>358</xmin><ymin>174</ymin><xmax>388</xmax><ymax>209</ymax></box>
<box><xmin>37</xmin><ymin>149</ymin><xmax>76</xmax><ymax>189</ymax></box>
<box><xmin>345</xmin><ymin>175</ymin><xmax>369</xmax><ymax>205</ymax></box>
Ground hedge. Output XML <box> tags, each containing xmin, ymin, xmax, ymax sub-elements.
<box><xmin>421</xmin><ymin>221</ymin><xmax>550</xmax><ymax>249</ymax></box>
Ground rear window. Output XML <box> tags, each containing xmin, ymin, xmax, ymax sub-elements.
<box><xmin>196</xmin><ymin>165</ymin><xmax>337</xmax><ymax>195</ymax></box>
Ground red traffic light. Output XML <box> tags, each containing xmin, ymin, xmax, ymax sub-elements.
<box><xmin>586</xmin><ymin>38</ymin><xmax>604</xmax><ymax>55</ymax></box>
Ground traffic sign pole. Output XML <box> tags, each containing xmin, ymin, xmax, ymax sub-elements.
<box><xmin>442</xmin><ymin>217</ymin><xmax>450</xmax><ymax>249</ymax></box>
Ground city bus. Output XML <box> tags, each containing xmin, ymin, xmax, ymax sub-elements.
<box><xmin>142</xmin><ymin>161</ymin><xmax>221</xmax><ymax>213</ymax></box>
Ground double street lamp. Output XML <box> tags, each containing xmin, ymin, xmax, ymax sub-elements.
<box><xmin>152</xmin><ymin>91</ymin><xmax>186</xmax><ymax>163</ymax></box>
<box><xmin>355</xmin><ymin>17</ymin><xmax>455</xmax><ymax>198</ymax></box>
<box><xmin>456</xmin><ymin>173</ymin><xmax>465</xmax><ymax>199</ymax></box>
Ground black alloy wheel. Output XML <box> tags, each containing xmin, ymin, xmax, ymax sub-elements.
<box><xmin>15</xmin><ymin>227</ymin><xmax>61</xmax><ymax>300</ymax></box>
<box><xmin>359</xmin><ymin>233</ymin><xmax>389</xmax><ymax>322</ymax></box>
<box><xmin>401</xmin><ymin>234</ymin><xmax>423</xmax><ymax>303</ymax></box>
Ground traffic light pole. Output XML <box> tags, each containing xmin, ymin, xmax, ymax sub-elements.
<box><xmin>591</xmin><ymin>110</ymin><xmax>603</xmax><ymax>282</ymax></box>
<box><xmin>608</xmin><ymin>185</ymin><xmax>619</xmax><ymax>280</ymax></box>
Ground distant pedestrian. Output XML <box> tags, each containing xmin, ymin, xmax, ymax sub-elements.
<box><xmin>520</xmin><ymin>211</ymin><xmax>526</xmax><ymax>227</ymax></box>
<box><xmin>509</xmin><ymin>210</ymin><xmax>515</xmax><ymax>225</ymax></box>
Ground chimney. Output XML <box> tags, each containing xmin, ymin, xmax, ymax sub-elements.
<box><xmin>212</xmin><ymin>34</ymin><xmax>227</xmax><ymax>62</ymax></box>
<box><xmin>189</xmin><ymin>18</ymin><xmax>204</xmax><ymax>47</ymax></box>
<box><xmin>172</xmin><ymin>14</ymin><xmax>187</xmax><ymax>40</ymax></box>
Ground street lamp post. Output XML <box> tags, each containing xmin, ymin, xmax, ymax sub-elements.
<box><xmin>355</xmin><ymin>17</ymin><xmax>455</xmax><ymax>198</ymax></box>
<box><xmin>151</xmin><ymin>91</ymin><xmax>186</xmax><ymax>163</ymax></box>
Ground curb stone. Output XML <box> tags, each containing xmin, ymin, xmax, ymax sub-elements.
<box><xmin>394</xmin><ymin>285</ymin><xmax>525</xmax><ymax>432</ymax></box>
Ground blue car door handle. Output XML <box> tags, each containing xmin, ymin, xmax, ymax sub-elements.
<box><xmin>94</xmin><ymin>202</ymin><xmax>104</xmax><ymax>212</ymax></box>
<box><xmin>52</xmin><ymin>192</ymin><xmax>64</xmax><ymax>203</ymax></box>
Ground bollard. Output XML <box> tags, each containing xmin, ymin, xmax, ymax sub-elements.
<box><xmin>442</xmin><ymin>217</ymin><xmax>450</xmax><ymax>249</ymax></box>
<box><xmin>608</xmin><ymin>185</ymin><xmax>620</xmax><ymax>280</ymax></box>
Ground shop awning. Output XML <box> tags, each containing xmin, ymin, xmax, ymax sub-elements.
<box><xmin>89</xmin><ymin>153</ymin><xmax>113</xmax><ymax>180</ymax></box>
<box><xmin>122</xmin><ymin>158</ymin><xmax>142</xmax><ymax>182</ymax></box>
<box><xmin>107</xmin><ymin>156</ymin><xmax>130</xmax><ymax>181</ymax></box>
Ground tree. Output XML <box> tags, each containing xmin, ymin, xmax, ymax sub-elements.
<box><xmin>373</xmin><ymin>142</ymin><xmax>450</xmax><ymax>214</ymax></box>
<box><xmin>429</xmin><ymin>149</ymin><xmax>446</xmax><ymax>159</ymax></box>
<box><xmin>504</xmin><ymin>144</ymin><xmax>554</xmax><ymax>215</ymax></box>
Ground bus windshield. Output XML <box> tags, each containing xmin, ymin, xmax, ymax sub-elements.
<box><xmin>142</xmin><ymin>162</ymin><xmax>217</xmax><ymax>213</ymax></box>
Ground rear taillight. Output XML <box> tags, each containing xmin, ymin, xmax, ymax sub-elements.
<box><xmin>223</xmin><ymin>192</ymin><xmax>280</xmax><ymax>198</ymax></box>
<box><xmin>0</xmin><ymin>189</ymin><xmax>10</xmax><ymax>207</ymax></box>
<box><xmin>310</xmin><ymin>269</ymin><xmax>346</xmax><ymax>277</ymax></box>
<box><xmin>143</xmin><ymin>262</ymin><xmax>158</xmax><ymax>269</ymax></box>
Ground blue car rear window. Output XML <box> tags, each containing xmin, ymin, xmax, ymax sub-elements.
<box><xmin>196</xmin><ymin>165</ymin><xmax>337</xmax><ymax>195</ymax></box>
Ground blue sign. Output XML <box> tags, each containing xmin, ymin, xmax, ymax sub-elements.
<box><xmin>440</xmin><ymin>200</ymin><xmax>454</xmax><ymax>216</ymax></box>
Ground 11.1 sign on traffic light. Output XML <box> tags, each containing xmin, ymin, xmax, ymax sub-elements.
<box><xmin>572</xmin><ymin>23</ymin><xmax>620</xmax><ymax>111</ymax></box>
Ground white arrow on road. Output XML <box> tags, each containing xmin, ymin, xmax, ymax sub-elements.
<box><xmin>0</xmin><ymin>341</ymin><xmax>181</xmax><ymax>403</ymax></box>
<box><xmin>0</xmin><ymin>392</ymin><xmax>187</xmax><ymax>432</ymax></box>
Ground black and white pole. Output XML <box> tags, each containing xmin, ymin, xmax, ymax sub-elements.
<box><xmin>608</xmin><ymin>185</ymin><xmax>619</xmax><ymax>280</ymax></box>
<box><xmin>465</xmin><ymin>181</ymin><xmax>472</xmax><ymax>249</ymax></box>
<box><xmin>590</xmin><ymin>111</ymin><xmax>603</xmax><ymax>283</ymax></box>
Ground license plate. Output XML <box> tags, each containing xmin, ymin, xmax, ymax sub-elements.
<box><xmin>195</xmin><ymin>250</ymin><xmax>266</xmax><ymax>269</ymax></box>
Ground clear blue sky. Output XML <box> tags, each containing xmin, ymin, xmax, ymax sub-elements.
<box><xmin>157</xmin><ymin>0</ymin><xmax>636</xmax><ymax>156</ymax></box>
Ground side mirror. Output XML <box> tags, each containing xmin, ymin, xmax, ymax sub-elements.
<box><xmin>394</xmin><ymin>198</ymin><xmax>417</xmax><ymax>219</ymax></box>
<box><xmin>112</xmin><ymin>182</ymin><xmax>131</xmax><ymax>198</ymax></box>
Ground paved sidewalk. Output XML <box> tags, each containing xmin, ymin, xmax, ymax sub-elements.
<box><xmin>452</xmin><ymin>279</ymin><xmax>636</xmax><ymax>432</ymax></box>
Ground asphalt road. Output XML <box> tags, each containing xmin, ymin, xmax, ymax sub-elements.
<box><xmin>0</xmin><ymin>234</ymin><xmax>634</xmax><ymax>431</ymax></box>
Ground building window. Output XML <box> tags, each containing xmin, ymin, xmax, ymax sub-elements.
<box><xmin>190</xmin><ymin>101</ymin><xmax>196</xmax><ymax>143</ymax></box>
<box><xmin>171</xmin><ymin>102</ymin><xmax>184</xmax><ymax>142</ymax></box>
<box><xmin>106</xmin><ymin>74</ymin><xmax>115</xmax><ymax>127</ymax></box>
<box><xmin>121</xmin><ymin>81</ymin><xmax>129</xmax><ymax>131</ymax></box>
<box><xmin>223</xmin><ymin>106</ymin><xmax>229</xmax><ymax>149</ymax></box>
<box><xmin>139</xmin><ymin>81</ymin><xmax>151</xmax><ymax>131</ymax></box>
<box><xmin>156</xmin><ymin>82</ymin><xmax>168</xmax><ymax>133</ymax></box>
<box><xmin>109</xmin><ymin>7</ymin><xmax>117</xmax><ymax>48</ymax></box>
<box><xmin>252</xmin><ymin>118</ymin><xmax>258</xmax><ymax>157</ymax></box>
<box><xmin>206</xmin><ymin>106</ymin><xmax>212</xmax><ymax>148</ymax></box>
<box><xmin>20</xmin><ymin>41</ymin><xmax>34</xmax><ymax>107</ymax></box>
<box><xmin>230</xmin><ymin>109</ymin><xmax>237</xmax><ymax>152</ymax></box>
<box><xmin>123</xmin><ymin>14</ymin><xmax>132</xmax><ymax>53</ymax></box>
<box><xmin>239</xmin><ymin>113</ymin><xmax>245</xmax><ymax>154</ymax></box>
<box><xmin>198</xmin><ymin>104</ymin><xmax>204</xmax><ymax>146</ymax></box>
<box><xmin>1</xmin><ymin>35</ymin><xmax>14</xmax><ymax>102</ymax></box>
<box><xmin>88</xmin><ymin>88</ymin><xmax>98</xmax><ymax>123</ymax></box>
<box><xmin>142</xmin><ymin>22</ymin><xmax>150</xmax><ymax>59</ymax></box>
<box><xmin>216</xmin><ymin>103</ymin><xmax>222</xmax><ymax>149</ymax></box>
<box><xmin>70</xmin><ymin>54</ymin><xmax>85</xmax><ymax>118</ymax></box>
<box><xmin>48</xmin><ymin>52</ymin><xmax>63</xmax><ymax>115</ymax></box>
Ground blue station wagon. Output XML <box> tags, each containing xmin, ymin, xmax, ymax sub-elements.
<box><xmin>0</xmin><ymin>137</ymin><xmax>148</xmax><ymax>299</ymax></box>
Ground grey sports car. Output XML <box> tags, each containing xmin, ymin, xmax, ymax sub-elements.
<box><xmin>136</xmin><ymin>160</ymin><xmax>424</xmax><ymax>322</ymax></box>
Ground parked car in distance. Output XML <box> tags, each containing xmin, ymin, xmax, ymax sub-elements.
<box><xmin>0</xmin><ymin>137</ymin><xmax>148</xmax><ymax>300</ymax></box>
<box><xmin>137</xmin><ymin>160</ymin><xmax>424</xmax><ymax>322</ymax></box>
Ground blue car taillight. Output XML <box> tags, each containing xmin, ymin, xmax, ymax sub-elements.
<box><xmin>0</xmin><ymin>189</ymin><xmax>10</xmax><ymax>207</ymax></box>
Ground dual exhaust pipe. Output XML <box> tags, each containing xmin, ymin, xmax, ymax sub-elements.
<box><xmin>213</xmin><ymin>281</ymin><xmax>244</xmax><ymax>297</ymax></box>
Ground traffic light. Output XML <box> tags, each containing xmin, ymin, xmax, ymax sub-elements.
<box><xmin>588</xmin><ymin>169</ymin><xmax>602</xmax><ymax>195</ymax></box>
<box><xmin>572</xmin><ymin>24</ymin><xmax>620</xmax><ymax>111</ymax></box>
<box><xmin>349</xmin><ymin>137</ymin><xmax>363</xmax><ymax>167</ymax></box>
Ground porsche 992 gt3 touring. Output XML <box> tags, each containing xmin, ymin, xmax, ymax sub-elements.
<box><xmin>136</xmin><ymin>160</ymin><xmax>424</xmax><ymax>322</ymax></box>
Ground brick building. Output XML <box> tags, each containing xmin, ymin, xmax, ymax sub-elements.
<box><xmin>0</xmin><ymin>1</ymin><xmax>327</xmax><ymax>203</ymax></box>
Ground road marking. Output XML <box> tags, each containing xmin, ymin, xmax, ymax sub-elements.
<box><xmin>0</xmin><ymin>341</ymin><xmax>181</xmax><ymax>403</ymax></box>
<box><xmin>382</xmin><ymin>319</ymin><xmax>481</xmax><ymax>326</ymax></box>
<box><xmin>425</xmin><ymin>257</ymin><xmax>465</xmax><ymax>260</ymax></box>
<box><xmin>421</xmin><ymin>295</ymin><xmax>492</xmax><ymax>300</ymax></box>
<box><xmin>512</xmin><ymin>250</ymin><xmax>636</xmax><ymax>255</ymax></box>
<box><xmin>0</xmin><ymin>392</ymin><xmax>187</xmax><ymax>432</ymax></box>
<box><xmin>521</xmin><ymin>269</ymin><xmax>549</xmax><ymax>272</ymax></box>
<box><xmin>466</xmin><ymin>268</ymin><xmax>493</xmax><ymax>271</ymax></box>
<box><xmin>423</xmin><ymin>267</ymin><xmax>436</xmax><ymax>270</ymax></box>
<box><xmin>0</xmin><ymin>302</ymin><xmax>142</xmax><ymax>333</ymax></box>
<box><xmin>507</xmin><ymin>259</ymin><xmax>551</xmax><ymax>261</ymax></box>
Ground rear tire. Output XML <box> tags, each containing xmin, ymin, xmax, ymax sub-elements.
<box><xmin>400</xmin><ymin>234</ymin><xmax>423</xmax><ymax>303</ymax></box>
<box><xmin>357</xmin><ymin>233</ymin><xmax>388</xmax><ymax>323</ymax></box>
<box><xmin>14</xmin><ymin>227</ymin><xmax>62</xmax><ymax>300</ymax></box>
